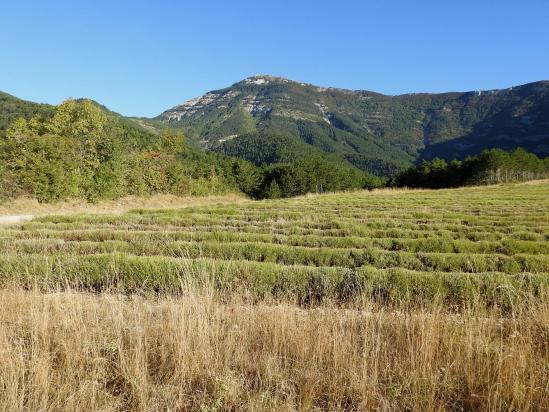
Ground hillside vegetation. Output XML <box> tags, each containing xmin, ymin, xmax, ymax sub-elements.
<box><xmin>2</xmin><ymin>84</ymin><xmax>547</xmax><ymax>204</ymax></box>
<box><xmin>0</xmin><ymin>98</ymin><xmax>381</xmax><ymax>203</ymax></box>
<box><xmin>157</xmin><ymin>76</ymin><xmax>549</xmax><ymax>176</ymax></box>
<box><xmin>0</xmin><ymin>182</ymin><xmax>547</xmax><ymax>410</ymax></box>
<box><xmin>0</xmin><ymin>99</ymin><xmax>261</xmax><ymax>202</ymax></box>
<box><xmin>394</xmin><ymin>148</ymin><xmax>549</xmax><ymax>188</ymax></box>
<box><xmin>0</xmin><ymin>91</ymin><xmax>52</xmax><ymax>133</ymax></box>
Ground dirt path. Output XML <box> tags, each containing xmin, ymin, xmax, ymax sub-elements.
<box><xmin>0</xmin><ymin>215</ymin><xmax>35</xmax><ymax>225</ymax></box>
<box><xmin>0</xmin><ymin>194</ymin><xmax>249</xmax><ymax>218</ymax></box>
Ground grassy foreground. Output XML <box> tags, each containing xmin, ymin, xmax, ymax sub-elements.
<box><xmin>0</xmin><ymin>182</ymin><xmax>548</xmax><ymax>410</ymax></box>
<box><xmin>0</xmin><ymin>287</ymin><xmax>547</xmax><ymax>411</ymax></box>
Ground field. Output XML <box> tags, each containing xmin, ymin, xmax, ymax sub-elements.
<box><xmin>0</xmin><ymin>183</ymin><xmax>548</xmax><ymax>410</ymax></box>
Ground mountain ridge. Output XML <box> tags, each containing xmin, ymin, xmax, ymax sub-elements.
<box><xmin>1</xmin><ymin>76</ymin><xmax>548</xmax><ymax>178</ymax></box>
<box><xmin>155</xmin><ymin>76</ymin><xmax>549</xmax><ymax>176</ymax></box>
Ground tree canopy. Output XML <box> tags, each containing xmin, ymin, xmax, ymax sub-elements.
<box><xmin>0</xmin><ymin>100</ymin><xmax>382</xmax><ymax>203</ymax></box>
<box><xmin>392</xmin><ymin>148</ymin><xmax>549</xmax><ymax>189</ymax></box>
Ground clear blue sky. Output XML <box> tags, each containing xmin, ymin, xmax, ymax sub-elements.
<box><xmin>1</xmin><ymin>0</ymin><xmax>548</xmax><ymax>117</ymax></box>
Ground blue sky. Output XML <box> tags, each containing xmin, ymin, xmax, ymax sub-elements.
<box><xmin>1</xmin><ymin>0</ymin><xmax>548</xmax><ymax>117</ymax></box>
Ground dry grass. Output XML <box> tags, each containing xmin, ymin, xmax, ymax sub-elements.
<box><xmin>0</xmin><ymin>193</ymin><xmax>248</xmax><ymax>216</ymax></box>
<box><xmin>296</xmin><ymin>179</ymin><xmax>549</xmax><ymax>200</ymax></box>
<box><xmin>521</xmin><ymin>178</ymin><xmax>549</xmax><ymax>186</ymax></box>
<box><xmin>0</xmin><ymin>286</ymin><xmax>547</xmax><ymax>411</ymax></box>
<box><xmin>0</xmin><ymin>183</ymin><xmax>547</xmax><ymax>410</ymax></box>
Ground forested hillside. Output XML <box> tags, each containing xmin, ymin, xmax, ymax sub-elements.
<box><xmin>0</xmin><ymin>99</ymin><xmax>255</xmax><ymax>202</ymax></box>
<box><xmin>0</xmin><ymin>91</ymin><xmax>52</xmax><ymax>134</ymax></box>
<box><xmin>0</xmin><ymin>98</ymin><xmax>379</xmax><ymax>202</ymax></box>
<box><xmin>156</xmin><ymin>76</ymin><xmax>549</xmax><ymax>176</ymax></box>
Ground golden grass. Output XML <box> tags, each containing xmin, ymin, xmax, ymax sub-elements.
<box><xmin>0</xmin><ymin>193</ymin><xmax>248</xmax><ymax>216</ymax></box>
<box><xmin>296</xmin><ymin>179</ymin><xmax>549</xmax><ymax>200</ymax></box>
<box><xmin>0</xmin><ymin>286</ymin><xmax>547</xmax><ymax>411</ymax></box>
<box><xmin>0</xmin><ymin>183</ymin><xmax>547</xmax><ymax>410</ymax></box>
<box><xmin>521</xmin><ymin>178</ymin><xmax>549</xmax><ymax>186</ymax></box>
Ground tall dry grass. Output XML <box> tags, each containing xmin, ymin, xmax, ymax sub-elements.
<box><xmin>0</xmin><ymin>286</ymin><xmax>547</xmax><ymax>411</ymax></box>
<box><xmin>0</xmin><ymin>193</ymin><xmax>248</xmax><ymax>217</ymax></box>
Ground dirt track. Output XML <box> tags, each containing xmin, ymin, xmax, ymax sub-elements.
<box><xmin>0</xmin><ymin>215</ymin><xmax>34</xmax><ymax>225</ymax></box>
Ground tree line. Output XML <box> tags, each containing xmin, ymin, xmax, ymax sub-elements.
<box><xmin>392</xmin><ymin>148</ymin><xmax>549</xmax><ymax>189</ymax></box>
<box><xmin>0</xmin><ymin>100</ymin><xmax>251</xmax><ymax>202</ymax></box>
<box><xmin>251</xmin><ymin>157</ymin><xmax>383</xmax><ymax>199</ymax></box>
<box><xmin>0</xmin><ymin>100</ymin><xmax>382</xmax><ymax>203</ymax></box>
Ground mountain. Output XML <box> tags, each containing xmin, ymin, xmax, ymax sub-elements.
<box><xmin>2</xmin><ymin>77</ymin><xmax>548</xmax><ymax>179</ymax></box>
<box><xmin>155</xmin><ymin>76</ymin><xmax>549</xmax><ymax>176</ymax></box>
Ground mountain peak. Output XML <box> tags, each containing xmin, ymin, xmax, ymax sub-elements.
<box><xmin>236</xmin><ymin>75</ymin><xmax>358</xmax><ymax>94</ymax></box>
<box><xmin>237</xmin><ymin>75</ymin><xmax>293</xmax><ymax>86</ymax></box>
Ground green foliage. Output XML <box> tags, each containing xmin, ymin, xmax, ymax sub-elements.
<box><xmin>253</xmin><ymin>156</ymin><xmax>384</xmax><ymax>199</ymax></box>
<box><xmin>156</xmin><ymin>77</ymin><xmax>549</xmax><ymax>177</ymax></box>
<box><xmin>0</xmin><ymin>124</ymin><xmax>80</xmax><ymax>201</ymax></box>
<box><xmin>0</xmin><ymin>91</ymin><xmax>53</xmax><ymax>135</ymax></box>
<box><xmin>5</xmin><ymin>83</ymin><xmax>547</xmax><ymax>203</ymax></box>
<box><xmin>213</xmin><ymin>132</ymin><xmax>314</xmax><ymax>165</ymax></box>
<box><xmin>393</xmin><ymin>148</ymin><xmax>549</xmax><ymax>188</ymax></box>
<box><xmin>213</xmin><ymin>131</ymin><xmax>385</xmax><ymax>198</ymax></box>
<box><xmin>0</xmin><ymin>100</ymin><xmax>245</xmax><ymax>202</ymax></box>
<box><xmin>156</xmin><ymin>129</ymin><xmax>185</xmax><ymax>153</ymax></box>
<box><xmin>1</xmin><ymin>98</ymin><xmax>377</xmax><ymax>202</ymax></box>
